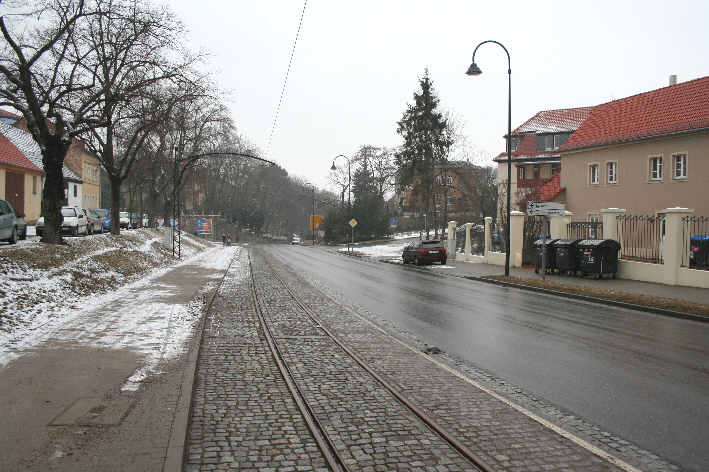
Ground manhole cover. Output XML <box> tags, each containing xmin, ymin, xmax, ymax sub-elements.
<box><xmin>50</xmin><ymin>396</ymin><xmax>133</xmax><ymax>426</ymax></box>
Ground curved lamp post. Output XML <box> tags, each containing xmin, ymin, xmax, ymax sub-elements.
<box><xmin>330</xmin><ymin>154</ymin><xmax>352</xmax><ymax>252</ymax></box>
<box><xmin>466</xmin><ymin>40</ymin><xmax>512</xmax><ymax>276</ymax></box>
<box><xmin>172</xmin><ymin>149</ymin><xmax>276</xmax><ymax>258</ymax></box>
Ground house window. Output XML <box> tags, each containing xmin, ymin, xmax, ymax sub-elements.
<box><xmin>517</xmin><ymin>166</ymin><xmax>526</xmax><ymax>180</ymax></box>
<box><xmin>435</xmin><ymin>175</ymin><xmax>442</xmax><ymax>184</ymax></box>
<box><xmin>73</xmin><ymin>184</ymin><xmax>77</xmax><ymax>198</ymax></box>
<box><xmin>673</xmin><ymin>153</ymin><xmax>687</xmax><ymax>179</ymax></box>
<box><xmin>553</xmin><ymin>133</ymin><xmax>570</xmax><ymax>149</ymax></box>
<box><xmin>533</xmin><ymin>166</ymin><xmax>540</xmax><ymax>180</ymax></box>
<box><xmin>607</xmin><ymin>162</ymin><xmax>617</xmax><ymax>184</ymax></box>
<box><xmin>538</xmin><ymin>134</ymin><xmax>554</xmax><ymax>151</ymax></box>
<box><xmin>649</xmin><ymin>156</ymin><xmax>663</xmax><ymax>180</ymax></box>
<box><xmin>589</xmin><ymin>164</ymin><xmax>599</xmax><ymax>185</ymax></box>
<box><xmin>446</xmin><ymin>176</ymin><xmax>453</xmax><ymax>185</ymax></box>
<box><xmin>32</xmin><ymin>175</ymin><xmax>38</xmax><ymax>194</ymax></box>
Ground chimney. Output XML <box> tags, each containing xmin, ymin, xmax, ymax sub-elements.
<box><xmin>669</xmin><ymin>74</ymin><xmax>678</xmax><ymax>86</ymax></box>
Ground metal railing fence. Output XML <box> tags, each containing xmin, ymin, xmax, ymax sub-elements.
<box><xmin>567</xmin><ymin>221</ymin><xmax>603</xmax><ymax>240</ymax></box>
<box><xmin>682</xmin><ymin>216</ymin><xmax>709</xmax><ymax>270</ymax></box>
<box><xmin>616</xmin><ymin>215</ymin><xmax>665</xmax><ymax>264</ymax></box>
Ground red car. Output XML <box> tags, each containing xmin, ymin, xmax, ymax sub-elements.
<box><xmin>402</xmin><ymin>239</ymin><xmax>447</xmax><ymax>265</ymax></box>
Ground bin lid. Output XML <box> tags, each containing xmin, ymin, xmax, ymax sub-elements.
<box><xmin>533</xmin><ymin>238</ymin><xmax>558</xmax><ymax>247</ymax></box>
<box><xmin>577</xmin><ymin>239</ymin><xmax>621</xmax><ymax>249</ymax></box>
<box><xmin>553</xmin><ymin>238</ymin><xmax>582</xmax><ymax>247</ymax></box>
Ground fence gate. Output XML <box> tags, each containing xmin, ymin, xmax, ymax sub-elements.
<box><xmin>522</xmin><ymin>216</ymin><xmax>549</xmax><ymax>266</ymax></box>
<box><xmin>567</xmin><ymin>221</ymin><xmax>603</xmax><ymax>240</ymax></box>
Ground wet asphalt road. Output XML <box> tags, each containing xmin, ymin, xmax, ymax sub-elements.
<box><xmin>266</xmin><ymin>244</ymin><xmax>709</xmax><ymax>472</ymax></box>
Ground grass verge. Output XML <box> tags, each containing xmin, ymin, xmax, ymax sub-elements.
<box><xmin>483</xmin><ymin>275</ymin><xmax>709</xmax><ymax>318</ymax></box>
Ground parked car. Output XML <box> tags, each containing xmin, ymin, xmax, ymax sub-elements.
<box><xmin>119</xmin><ymin>211</ymin><xmax>132</xmax><ymax>229</ymax></box>
<box><xmin>290</xmin><ymin>235</ymin><xmax>301</xmax><ymax>245</ymax></box>
<box><xmin>85</xmin><ymin>208</ymin><xmax>103</xmax><ymax>234</ymax></box>
<box><xmin>12</xmin><ymin>205</ymin><xmax>26</xmax><ymax>240</ymax></box>
<box><xmin>93</xmin><ymin>208</ymin><xmax>111</xmax><ymax>232</ymax></box>
<box><xmin>36</xmin><ymin>206</ymin><xmax>88</xmax><ymax>236</ymax></box>
<box><xmin>0</xmin><ymin>199</ymin><xmax>18</xmax><ymax>244</ymax></box>
<box><xmin>402</xmin><ymin>239</ymin><xmax>447</xmax><ymax>265</ymax></box>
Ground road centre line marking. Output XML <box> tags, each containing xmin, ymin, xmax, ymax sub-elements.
<box><xmin>303</xmin><ymin>270</ymin><xmax>644</xmax><ymax>472</ymax></box>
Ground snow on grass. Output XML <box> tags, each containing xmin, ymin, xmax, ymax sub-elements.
<box><xmin>340</xmin><ymin>241</ymin><xmax>409</xmax><ymax>259</ymax></box>
<box><xmin>0</xmin><ymin>229</ymin><xmax>216</xmax><ymax>367</ymax></box>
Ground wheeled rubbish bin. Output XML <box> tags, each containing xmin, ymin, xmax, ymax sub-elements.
<box><xmin>690</xmin><ymin>235</ymin><xmax>709</xmax><ymax>269</ymax></box>
<box><xmin>533</xmin><ymin>238</ymin><xmax>558</xmax><ymax>274</ymax></box>
<box><xmin>552</xmin><ymin>239</ymin><xmax>582</xmax><ymax>275</ymax></box>
<box><xmin>577</xmin><ymin>239</ymin><xmax>621</xmax><ymax>279</ymax></box>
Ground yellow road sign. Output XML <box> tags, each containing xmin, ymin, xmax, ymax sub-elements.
<box><xmin>349</xmin><ymin>218</ymin><xmax>358</xmax><ymax>228</ymax></box>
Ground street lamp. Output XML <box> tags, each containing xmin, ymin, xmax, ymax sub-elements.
<box><xmin>330</xmin><ymin>154</ymin><xmax>351</xmax><ymax>252</ymax></box>
<box><xmin>466</xmin><ymin>40</ymin><xmax>512</xmax><ymax>277</ymax></box>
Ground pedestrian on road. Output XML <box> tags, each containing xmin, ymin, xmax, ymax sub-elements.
<box><xmin>222</xmin><ymin>234</ymin><xmax>226</xmax><ymax>246</ymax></box>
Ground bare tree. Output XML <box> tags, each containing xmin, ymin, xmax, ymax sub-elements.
<box><xmin>78</xmin><ymin>0</ymin><xmax>197</xmax><ymax>233</ymax></box>
<box><xmin>0</xmin><ymin>0</ymin><xmax>105</xmax><ymax>243</ymax></box>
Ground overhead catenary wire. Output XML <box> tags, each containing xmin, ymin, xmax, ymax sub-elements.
<box><xmin>265</xmin><ymin>0</ymin><xmax>308</xmax><ymax>159</ymax></box>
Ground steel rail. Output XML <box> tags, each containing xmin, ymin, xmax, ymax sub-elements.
<box><xmin>260</xmin><ymin>253</ymin><xmax>495</xmax><ymax>472</ymax></box>
<box><xmin>248</xmin><ymin>255</ymin><xmax>351</xmax><ymax>472</ymax></box>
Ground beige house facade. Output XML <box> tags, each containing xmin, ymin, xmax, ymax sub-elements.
<box><xmin>559</xmin><ymin>75</ymin><xmax>709</xmax><ymax>220</ymax></box>
<box><xmin>64</xmin><ymin>140</ymin><xmax>101</xmax><ymax>210</ymax></box>
<box><xmin>561</xmin><ymin>130</ymin><xmax>709</xmax><ymax>219</ymax></box>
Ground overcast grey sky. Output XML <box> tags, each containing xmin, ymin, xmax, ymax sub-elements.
<box><xmin>169</xmin><ymin>0</ymin><xmax>709</xmax><ymax>192</ymax></box>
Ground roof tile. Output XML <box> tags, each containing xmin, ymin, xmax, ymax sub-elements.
<box><xmin>561</xmin><ymin>76</ymin><xmax>709</xmax><ymax>151</ymax></box>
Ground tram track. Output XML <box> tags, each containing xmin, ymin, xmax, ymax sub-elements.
<box><xmin>248</xmin><ymin>252</ymin><xmax>493</xmax><ymax>472</ymax></box>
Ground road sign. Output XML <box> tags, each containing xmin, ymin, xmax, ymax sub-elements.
<box><xmin>348</xmin><ymin>218</ymin><xmax>358</xmax><ymax>228</ymax></box>
<box><xmin>527</xmin><ymin>201</ymin><xmax>566</xmax><ymax>216</ymax></box>
<box><xmin>390</xmin><ymin>217</ymin><xmax>398</xmax><ymax>228</ymax></box>
<box><xmin>310</xmin><ymin>215</ymin><xmax>324</xmax><ymax>230</ymax></box>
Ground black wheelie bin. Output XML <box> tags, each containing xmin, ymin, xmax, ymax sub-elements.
<box><xmin>533</xmin><ymin>238</ymin><xmax>558</xmax><ymax>274</ymax></box>
<box><xmin>690</xmin><ymin>235</ymin><xmax>709</xmax><ymax>269</ymax></box>
<box><xmin>577</xmin><ymin>239</ymin><xmax>621</xmax><ymax>279</ymax></box>
<box><xmin>553</xmin><ymin>239</ymin><xmax>582</xmax><ymax>275</ymax></box>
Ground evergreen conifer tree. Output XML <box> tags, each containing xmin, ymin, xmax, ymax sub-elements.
<box><xmin>395</xmin><ymin>69</ymin><xmax>452</xmax><ymax>237</ymax></box>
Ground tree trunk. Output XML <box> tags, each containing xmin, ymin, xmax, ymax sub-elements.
<box><xmin>110</xmin><ymin>174</ymin><xmax>122</xmax><ymax>234</ymax></box>
<box><xmin>40</xmin><ymin>139</ymin><xmax>68</xmax><ymax>244</ymax></box>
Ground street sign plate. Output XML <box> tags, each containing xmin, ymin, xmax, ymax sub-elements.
<box><xmin>527</xmin><ymin>201</ymin><xmax>565</xmax><ymax>216</ymax></box>
<box><xmin>390</xmin><ymin>217</ymin><xmax>397</xmax><ymax>228</ymax></box>
<box><xmin>349</xmin><ymin>218</ymin><xmax>358</xmax><ymax>228</ymax></box>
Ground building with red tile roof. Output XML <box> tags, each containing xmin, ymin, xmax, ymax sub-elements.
<box><xmin>559</xmin><ymin>75</ymin><xmax>709</xmax><ymax>219</ymax></box>
<box><xmin>493</xmin><ymin>107</ymin><xmax>593</xmax><ymax>215</ymax></box>
<box><xmin>0</xmin><ymin>124</ymin><xmax>44</xmax><ymax>220</ymax></box>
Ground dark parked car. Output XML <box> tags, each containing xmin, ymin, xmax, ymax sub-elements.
<box><xmin>402</xmin><ymin>239</ymin><xmax>447</xmax><ymax>265</ymax></box>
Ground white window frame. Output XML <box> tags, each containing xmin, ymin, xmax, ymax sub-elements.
<box><xmin>446</xmin><ymin>176</ymin><xmax>453</xmax><ymax>185</ymax></box>
<box><xmin>672</xmin><ymin>153</ymin><xmax>687</xmax><ymax>179</ymax></box>
<box><xmin>606</xmin><ymin>161</ymin><xmax>618</xmax><ymax>184</ymax></box>
<box><xmin>649</xmin><ymin>155</ymin><xmax>663</xmax><ymax>181</ymax></box>
<box><xmin>589</xmin><ymin>163</ymin><xmax>600</xmax><ymax>185</ymax></box>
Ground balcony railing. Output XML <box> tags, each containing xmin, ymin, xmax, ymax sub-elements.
<box><xmin>517</xmin><ymin>178</ymin><xmax>548</xmax><ymax>188</ymax></box>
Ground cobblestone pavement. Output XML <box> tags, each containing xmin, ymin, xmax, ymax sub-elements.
<box><xmin>186</xmin><ymin>246</ymin><xmax>680</xmax><ymax>472</ymax></box>
<box><xmin>260</xmin><ymin>247</ymin><xmax>681</xmax><ymax>472</ymax></box>
<box><xmin>185</xmin><ymin>251</ymin><xmax>328</xmax><ymax>471</ymax></box>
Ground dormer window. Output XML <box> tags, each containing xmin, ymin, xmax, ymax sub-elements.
<box><xmin>537</xmin><ymin>132</ymin><xmax>571</xmax><ymax>152</ymax></box>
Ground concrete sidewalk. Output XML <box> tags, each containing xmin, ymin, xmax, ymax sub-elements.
<box><xmin>0</xmin><ymin>246</ymin><xmax>234</xmax><ymax>472</ymax></box>
<box><xmin>441</xmin><ymin>258</ymin><xmax>709</xmax><ymax>306</ymax></box>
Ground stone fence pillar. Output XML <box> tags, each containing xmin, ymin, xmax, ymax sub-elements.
<box><xmin>484</xmin><ymin>216</ymin><xmax>492</xmax><ymax>256</ymax></box>
<box><xmin>509</xmin><ymin>211</ymin><xmax>525</xmax><ymax>267</ymax></box>
<box><xmin>663</xmin><ymin>207</ymin><xmax>693</xmax><ymax>285</ymax></box>
<box><xmin>447</xmin><ymin>220</ymin><xmax>457</xmax><ymax>257</ymax></box>
<box><xmin>549</xmin><ymin>211</ymin><xmax>573</xmax><ymax>240</ymax></box>
<box><xmin>601</xmin><ymin>208</ymin><xmax>626</xmax><ymax>241</ymax></box>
